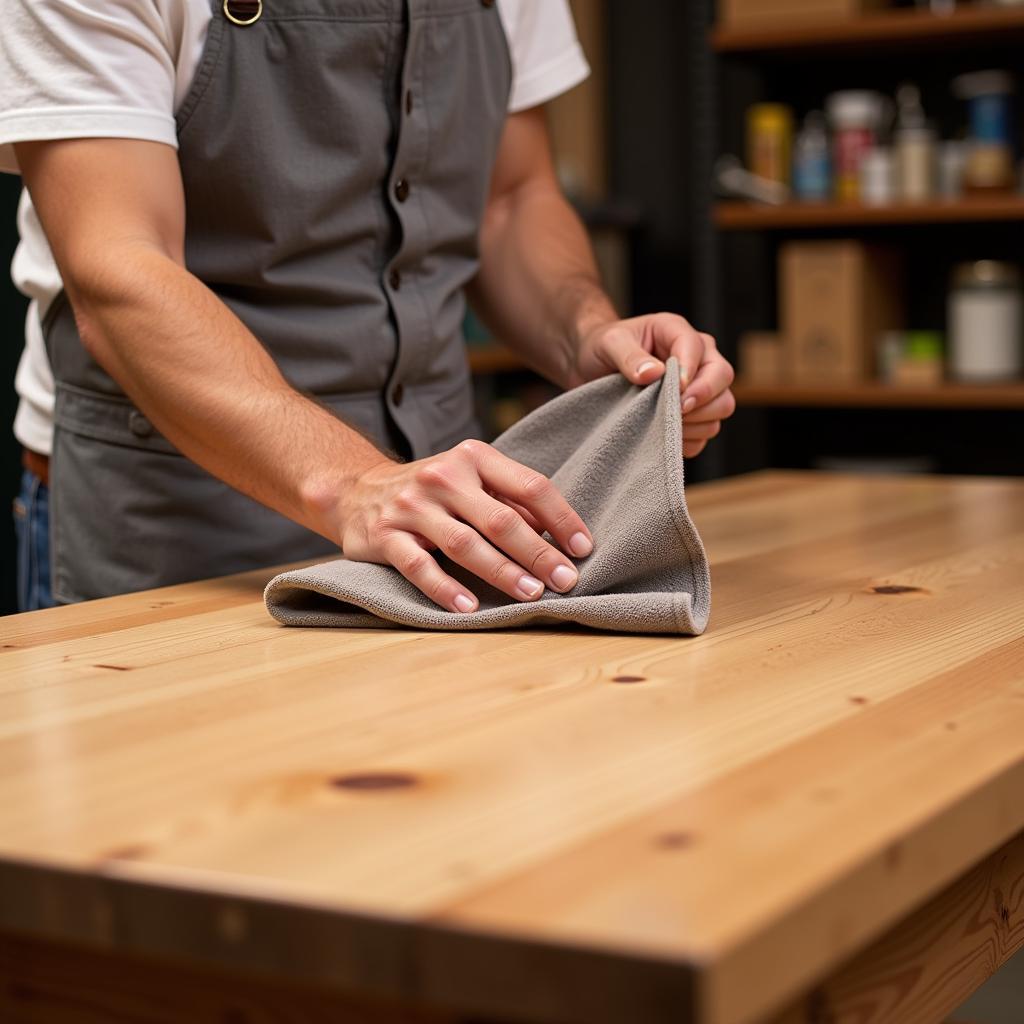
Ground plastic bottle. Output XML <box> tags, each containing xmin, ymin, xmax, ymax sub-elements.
<box><xmin>860</xmin><ymin>148</ymin><xmax>896</xmax><ymax>205</ymax></box>
<box><xmin>793</xmin><ymin>111</ymin><xmax>831</xmax><ymax>201</ymax></box>
<box><xmin>826</xmin><ymin>91</ymin><xmax>889</xmax><ymax>202</ymax></box>
<box><xmin>746</xmin><ymin>103</ymin><xmax>794</xmax><ymax>186</ymax></box>
<box><xmin>894</xmin><ymin>83</ymin><xmax>936</xmax><ymax>202</ymax></box>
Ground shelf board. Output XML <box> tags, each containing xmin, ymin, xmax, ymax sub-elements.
<box><xmin>467</xmin><ymin>345</ymin><xmax>527</xmax><ymax>374</ymax></box>
<box><xmin>712</xmin><ymin>6</ymin><xmax>1024</xmax><ymax>54</ymax></box>
<box><xmin>733</xmin><ymin>380</ymin><xmax>1024</xmax><ymax>410</ymax></box>
<box><xmin>715</xmin><ymin>197</ymin><xmax>1024</xmax><ymax>230</ymax></box>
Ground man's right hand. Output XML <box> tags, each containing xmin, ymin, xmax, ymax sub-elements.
<box><xmin>335</xmin><ymin>439</ymin><xmax>594</xmax><ymax>614</ymax></box>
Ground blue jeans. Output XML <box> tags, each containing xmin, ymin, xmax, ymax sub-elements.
<box><xmin>13</xmin><ymin>469</ymin><xmax>54</xmax><ymax>611</ymax></box>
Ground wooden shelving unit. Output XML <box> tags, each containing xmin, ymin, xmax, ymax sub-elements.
<box><xmin>467</xmin><ymin>345</ymin><xmax>526</xmax><ymax>375</ymax></box>
<box><xmin>733</xmin><ymin>380</ymin><xmax>1024</xmax><ymax>411</ymax></box>
<box><xmin>700</xmin><ymin>3</ymin><xmax>1024</xmax><ymax>477</ymax></box>
<box><xmin>712</xmin><ymin>5</ymin><xmax>1024</xmax><ymax>54</ymax></box>
<box><xmin>716</xmin><ymin>196</ymin><xmax>1024</xmax><ymax>231</ymax></box>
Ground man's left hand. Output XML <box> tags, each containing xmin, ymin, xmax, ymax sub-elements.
<box><xmin>572</xmin><ymin>313</ymin><xmax>736</xmax><ymax>458</ymax></box>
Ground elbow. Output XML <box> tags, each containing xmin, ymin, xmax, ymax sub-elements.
<box><xmin>58</xmin><ymin>246</ymin><xmax>157</xmax><ymax>365</ymax></box>
<box><xmin>70</xmin><ymin>301</ymin><xmax>107</xmax><ymax>364</ymax></box>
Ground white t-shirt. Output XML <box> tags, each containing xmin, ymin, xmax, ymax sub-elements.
<box><xmin>0</xmin><ymin>0</ymin><xmax>589</xmax><ymax>456</ymax></box>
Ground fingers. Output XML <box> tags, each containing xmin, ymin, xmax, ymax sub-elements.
<box><xmin>681</xmin><ymin>374</ymin><xmax>732</xmax><ymax>453</ymax></box>
<box><xmin>683</xmin><ymin>388</ymin><xmax>736</xmax><ymax>424</ymax></box>
<box><xmin>499</xmin><ymin>498</ymin><xmax>544</xmax><ymax>535</ymax></box>
<box><xmin>414</xmin><ymin>498</ymin><xmax>578</xmax><ymax>604</ymax></box>
<box><xmin>435</xmin><ymin>471</ymin><xmax>582</xmax><ymax>596</ymax></box>
<box><xmin>381</xmin><ymin>531</ymin><xmax>479</xmax><ymax>614</ymax></box>
<box><xmin>594</xmin><ymin>324</ymin><xmax>665</xmax><ymax>386</ymax></box>
<box><xmin>354</xmin><ymin>442</ymin><xmax>593</xmax><ymax>614</ymax></box>
<box><xmin>466</xmin><ymin>441</ymin><xmax>593</xmax><ymax>558</ymax></box>
<box><xmin>683</xmin><ymin>419</ymin><xmax>722</xmax><ymax>442</ymax></box>
<box><xmin>487</xmin><ymin>490</ymin><xmax>543</xmax><ymax>534</ymax></box>
<box><xmin>647</xmin><ymin>317</ymin><xmax>705</xmax><ymax>388</ymax></box>
<box><xmin>681</xmin><ymin>334</ymin><xmax>736</xmax><ymax>415</ymax></box>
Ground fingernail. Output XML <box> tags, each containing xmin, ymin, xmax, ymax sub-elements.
<box><xmin>517</xmin><ymin>575</ymin><xmax>544</xmax><ymax>599</ymax></box>
<box><xmin>569</xmin><ymin>531</ymin><xmax>593</xmax><ymax>557</ymax></box>
<box><xmin>453</xmin><ymin>594</ymin><xmax>476</xmax><ymax>613</ymax></box>
<box><xmin>682</xmin><ymin>396</ymin><xmax>697</xmax><ymax>415</ymax></box>
<box><xmin>550</xmin><ymin>564</ymin><xmax>578</xmax><ymax>592</ymax></box>
<box><xmin>637</xmin><ymin>361</ymin><xmax>657</xmax><ymax>378</ymax></box>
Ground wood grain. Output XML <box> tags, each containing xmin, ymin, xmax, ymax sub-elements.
<box><xmin>0</xmin><ymin>929</ymin><xmax>454</xmax><ymax>1024</ymax></box>
<box><xmin>770</xmin><ymin>830</ymin><xmax>1024</xmax><ymax>1024</ymax></box>
<box><xmin>2</xmin><ymin>472</ymin><xmax>1023</xmax><ymax>1024</ymax></box>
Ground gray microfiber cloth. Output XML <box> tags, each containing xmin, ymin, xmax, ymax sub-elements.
<box><xmin>264</xmin><ymin>358</ymin><xmax>710</xmax><ymax>634</ymax></box>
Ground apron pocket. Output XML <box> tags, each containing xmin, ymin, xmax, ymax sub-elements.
<box><xmin>50</xmin><ymin>385</ymin><xmax>335</xmax><ymax>603</ymax></box>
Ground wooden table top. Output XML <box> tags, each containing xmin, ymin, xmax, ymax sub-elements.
<box><xmin>2</xmin><ymin>471</ymin><xmax>1023</xmax><ymax>1024</ymax></box>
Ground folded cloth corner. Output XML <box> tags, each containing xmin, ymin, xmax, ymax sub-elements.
<box><xmin>264</xmin><ymin>357</ymin><xmax>711</xmax><ymax>635</ymax></box>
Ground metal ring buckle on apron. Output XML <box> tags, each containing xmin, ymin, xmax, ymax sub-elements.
<box><xmin>224</xmin><ymin>0</ymin><xmax>262</xmax><ymax>26</ymax></box>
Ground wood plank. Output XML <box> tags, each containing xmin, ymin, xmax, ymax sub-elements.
<box><xmin>770</xmin><ymin>830</ymin><xmax>1024</xmax><ymax>1024</ymax></box>
<box><xmin>440</xmin><ymin>618</ymin><xmax>1024</xmax><ymax>1023</ymax></box>
<box><xmin>732</xmin><ymin>381</ymin><xmax>1024</xmax><ymax>411</ymax></box>
<box><xmin>0</xmin><ymin>560</ymin><xmax>318</xmax><ymax>650</ymax></box>
<box><xmin>715</xmin><ymin>198</ymin><xmax>1024</xmax><ymax>230</ymax></box>
<box><xmin>712</xmin><ymin>6</ymin><xmax>1024</xmax><ymax>54</ymax></box>
<box><xmin>0</xmin><ymin>928</ymin><xmax>454</xmax><ymax>1024</ymax></box>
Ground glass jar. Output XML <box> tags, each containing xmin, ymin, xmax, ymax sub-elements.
<box><xmin>948</xmin><ymin>261</ymin><xmax>1023</xmax><ymax>381</ymax></box>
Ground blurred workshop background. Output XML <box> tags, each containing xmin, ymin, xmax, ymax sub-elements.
<box><xmin>4</xmin><ymin>0</ymin><xmax>1023</xmax><ymax>607</ymax></box>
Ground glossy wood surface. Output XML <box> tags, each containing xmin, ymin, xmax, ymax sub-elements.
<box><xmin>2</xmin><ymin>471</ymin><xmax>1023</xmax><ymax>1024</ymax></box>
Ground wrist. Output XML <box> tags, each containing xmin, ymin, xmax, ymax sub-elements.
<box><xmin>299</xmin><ymin>443</ymin><xmax>392</xmax><ymax>542</ymax></box>
<box><xmin>567</xmin><ymin>281</ymin><xmax>618</xmax><ymax>355</ymax></box>
<box><xmin>559</xmin><ymin>280</ymin><xmax>618</xmax><ymax>387</ymax></box>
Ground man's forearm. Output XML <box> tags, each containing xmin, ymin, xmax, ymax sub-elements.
<box><xmin>470</xmin><ymin>182</ymin><xmax>617</xmax><ymax>389</ymax></box>
<box><xmin>68</xmin><ymin>245</ymin><xmax>388</xmax><ymax>539</ymax></box>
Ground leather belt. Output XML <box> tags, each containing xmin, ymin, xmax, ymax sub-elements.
<box><xmin>21</xmin><ymin>448</ymin><xmax>50</xmax><ymax>487</ymax></box>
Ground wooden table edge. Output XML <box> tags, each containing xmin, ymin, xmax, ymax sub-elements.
<box><xmin>766</xmin><ymin>828</ymin><xmax>1024</xmax><ymax>1024</ymax></box>
<box><xmin>702</xmin><ymin>754</ymin><xmax>1024</xmax><ymax>1024</ymax></box>
<box><xmin>0</xmin><ymin>855</ymin><xmax>697</xmax><ymax>1023</ymax></box>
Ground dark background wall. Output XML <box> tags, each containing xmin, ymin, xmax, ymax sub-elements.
<box><xmin>1</xmin><ymin>175</ymin><xmax>28</xmax><ymax>615</ymax></box>
<box><xmin>608</xmin><ymin>2</ymin><xmax>693</xmax><ymax>325</ymax></box>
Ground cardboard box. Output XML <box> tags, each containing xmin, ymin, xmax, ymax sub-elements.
<box><xmin>720</xmin><ymin>0</ymin><xmax>888</xmax><ymax>30</ymax></box>
<box><xmin>780</xmin><ymin>240</ymin><xmax>903</xmax><ymax>383</ymax></box>
<box><xmin>739</xmin><ymin>332</ymin><xmax>783</xmax><ymax>383</ymax></box>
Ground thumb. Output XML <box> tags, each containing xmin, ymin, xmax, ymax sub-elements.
<box><xmin>596</xmin><ymin>325</ymin><xmax>665</xmax><ymax>385</ymax></box>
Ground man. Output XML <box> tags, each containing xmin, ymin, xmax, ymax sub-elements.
<box><xmin>2</xmin><ymin>0</ymin><xmax>735</xmax><ymax>613</ymax></box>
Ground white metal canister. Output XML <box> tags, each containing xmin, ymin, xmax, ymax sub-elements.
<box><xmin>948</xmin><ymin>260</ymin><xmax>1023</xmax><ymax>381</ymax></box>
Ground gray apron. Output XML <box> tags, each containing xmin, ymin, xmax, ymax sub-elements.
<box><xmin>44</xmin><ymin>0</ymin><xmax>512</xmax><ymax>603</ymax></box>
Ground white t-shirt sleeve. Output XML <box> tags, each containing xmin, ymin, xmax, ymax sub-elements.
<box><xmin>0</xmin><ymin>0</ymin><xmax>180</xmax><ymax>174</ymax></box>
<box><xmin>501</xmin><ymin>0</ymin><xmax>590</xmax><ymax>113</ymax></box>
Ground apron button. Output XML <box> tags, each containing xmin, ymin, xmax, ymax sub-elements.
<box><xmin>481</xmin><ymin>0</ymin><xmax>495</xmax><ymax>6</ymax></box>
<box><xmin>394</xmin><ymin>178</ymin><xmax>410</xmax><ymax>203</ymax></box>
<box><xmin>388</xmin><ymin>268</ymin><xmax>402</xmax><ymax>290</ymax></box>
<box><xmin>391</xmin><ymin>383</ymin><xmax>405</xmax><ymax>406</ymax></box>
<box><xmin>129</xmin><ymin>411</ymin><xmax>153</xmax><ymax>438</ymax></box>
